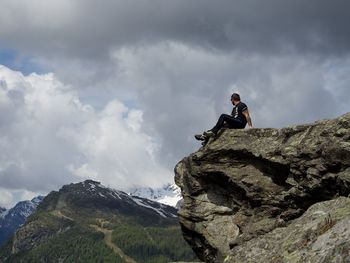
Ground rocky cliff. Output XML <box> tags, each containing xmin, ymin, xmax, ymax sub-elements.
<box><xmin>175</xmin><ymin>113</ymin><xmax>350</xmax><ymax>263</ymax></box>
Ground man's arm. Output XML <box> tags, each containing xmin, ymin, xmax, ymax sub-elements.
<box><xmin>243</xmin><ymin>110</ymin><xmax>253</xmax><ymax>128</ymax></box>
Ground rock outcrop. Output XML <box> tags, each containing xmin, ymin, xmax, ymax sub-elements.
<box><xmin>175</xmin><ymin>113</ymin><xmax>350</xmax><ymax>262</ymax></box>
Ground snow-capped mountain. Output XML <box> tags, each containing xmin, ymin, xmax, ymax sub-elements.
<box><xmin>0</xmin><ymin>181</ymin><xmax>180</xmax><ymax>248</ymax></box>
<box><xmin>130</xmin><ymin>183</ymin><xmax>182</xmax><ymax>208</ymax></box>
<box><xmin>0</xmin><ymin>196</ymin><xmax>45</xmax><ymax>246</ymax></box>
<box><xmin>0</xmin><ymin>180</ymin><xmax>196</xmax><ymax>262</ymax></box>
<box><xmin>66</xmin><ymin>180</ymin><xmax>178</xmax><ymax>219</ymax></box>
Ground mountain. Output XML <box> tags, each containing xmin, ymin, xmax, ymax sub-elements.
<box><xmin>0</xmin><ymin>207</ymin><xmax>6</xmax><ymax>217</ymax></box>
<box><xmin>130</xmin><ymin>183</ymin><xmax>182</xmax><ymax>208</ymax></box>
<box><xmin>175</xmin><ymin>112</ymin><xmax>350</xmax><ymax>262</ymax></box>
<box><xmin>0</xmin><ymin>196</ymin><xmax>44</xmax><ymax>246</ymax></box>
<box><xmin>0</xmin><ymin>180</ymin><xmax>197</xmax><ymax>263</ymax></box>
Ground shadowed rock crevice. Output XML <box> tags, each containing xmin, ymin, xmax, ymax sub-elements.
<box><xmin>180</xmin><ymin>225</ymin><xmax>218</xmax><ymax>263</ymax></box>
<box><xmin>198</xmin><ymin>171</ymin><xmax>248</xmax><ymax>209</ymax></box>
<box><xmin>197</xmin><ymin>149</ymin><xmax>291</xmax><ymax>186</ymax></box>
<box><xmin>175</xmin><ymin>112</ymin><xmax>350</xmax><ymax>263</ymax></box>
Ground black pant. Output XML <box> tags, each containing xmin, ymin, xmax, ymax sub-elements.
<box><xmin>211</xmin><ymin>114</ymin><xmax>245</xmax><ymax>134</ymax></box>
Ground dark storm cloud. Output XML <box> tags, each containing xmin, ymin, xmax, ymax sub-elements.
<box><xmin>1</xmin><ymin>0</ymin><xmax>350</xmax><ymax>58</ymax></box>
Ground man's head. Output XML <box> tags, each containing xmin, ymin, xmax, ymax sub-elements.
<box><xmin>231</xmin><ymin>93</ymin><xmax>241</xmax><ymax>105</ymax></box>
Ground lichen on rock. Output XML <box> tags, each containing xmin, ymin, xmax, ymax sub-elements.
<box><xmin>175</xmin><ymin>112</ymin><xmax>350</xmax><ymax>262</ymax></box>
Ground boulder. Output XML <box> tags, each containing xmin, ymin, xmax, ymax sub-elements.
<box><xmin>175</xmin><ymin>113</ymin><xmax>350</xmax><ymax>262</ymax></box>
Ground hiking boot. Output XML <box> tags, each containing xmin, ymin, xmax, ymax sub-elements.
<box><xmin>194</xmin><ymin>134</ymin><xmax>206</xmax><ymax>141</ymax></box>
<box><xmin>203</xmin><ymin>130</ymin><xmax>215</xmax><ymax>138</ymax></box>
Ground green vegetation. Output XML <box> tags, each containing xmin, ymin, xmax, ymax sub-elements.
<box><xmin>0</xmin><ymin>211</ymin><xmax>197</xmax><ymax>263</ymax></box>
<box><xmin>112</xmin><ymin>222</ymin><xmax>197</xmax><ymax>263</ymax></box>
<box><xmin>2</xmin><ymin>226</ymin><xmax>124</xmax><ymax>263</ymax></box>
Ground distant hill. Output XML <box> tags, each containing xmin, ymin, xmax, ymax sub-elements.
<box><xmin>0</xmin><ymin>196</ymin><xmax>44</xmax><ymax>246</ymax></box>
<box><xmin>0</xmin><ymin>180</ymin><xmax>197</xmax><ymax>263</ymax></box>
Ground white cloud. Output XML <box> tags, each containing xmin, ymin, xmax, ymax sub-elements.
<box><xmin>3</xmin><ymin>42</ymin><xmax>347</xmax><ymax>183</ymax></box>
<box><xmin>0</xmin><ymin>188</ymin><xmax>13</xmax><ymax>208</ymax></box>
<box><xmin>60</xmin><ymin>99</ymin><xmax>171</xmax><ymax>189</ymax></box>
<box><xmin>0</xmin><ymin>187</ymin><xmax>39</xmax><ymax>209</ymax></box>
<box><xmin>0</xmin><ymin>65</ymin><xmax>171</xmax><ymax>207</ymax></box>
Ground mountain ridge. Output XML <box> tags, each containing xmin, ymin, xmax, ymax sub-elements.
<box><xmin>0</xmin><ymin>181</ymin><xmax>183</xmax><ymax>249</ymax></box>
<box><xmin>0</xmin><ymin>180</ymin><xmax>197</xmax><ymax>262</ymax></box>
<box><xmin>0</xmin><ymin>196</ymin><xmax>44</xmax><ymax>246</ymax></box>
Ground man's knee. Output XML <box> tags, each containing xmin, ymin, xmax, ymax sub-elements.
<box><xmin>220</xmin><ymin>114</ymin><xmax>231</xmax><ymax>119</ymax></box>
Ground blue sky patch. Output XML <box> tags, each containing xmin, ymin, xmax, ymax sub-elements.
<box><xmin>0</xmin><ymin>48</ymin><xmax>47</xmax><ymax>75</ymax></box>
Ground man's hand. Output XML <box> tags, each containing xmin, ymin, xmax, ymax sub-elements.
<box><xmin>243</xmin><ymin>110</ymin><xmax>253</xmax><ymax>128</ymax></box>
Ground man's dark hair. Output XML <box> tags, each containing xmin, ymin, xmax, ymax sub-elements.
<box><xmin>231</xmin><ymin>93</ymin><xmax>241</xmax><ymax>101</ymax></box>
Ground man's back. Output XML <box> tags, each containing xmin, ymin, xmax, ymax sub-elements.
<box><xmin>231</xmin><ymin>101</ymin><xmax>248</xmax><ymax>126</ymax></box>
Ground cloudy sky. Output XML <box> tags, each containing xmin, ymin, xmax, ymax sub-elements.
<box><xmin>0</xmin><ymin>0</ymin><xmax>349</xmax><ymax>208</ymax></box>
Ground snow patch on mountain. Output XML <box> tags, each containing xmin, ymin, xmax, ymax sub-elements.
<box><xmin>82</xmin><ymin>180</ymin><xmax>127</xmax><ymax>200</ymax></box>
<box><xmin>132</xmin><ymin>197</ymin><xmax>167</xmax><ymax>218</ymax></box>
<box><xmin>0</xmin><ymin>195</ymin><xmax>45</xmax><ymax>245</ymax></box>
<box><xmin>0</xmin><ymin>207</ymin><xmax>8</xmax><ymax>219</ymax></box>
<box><xmin>129</xmin><ymin>183</ymin><xmax>182</xmax><ymax>207</ymax></box>
<box><xmin>80</xmin><ymin>180</ymin><xmax>178</xmax><ymax>218</ymax></box>
<box><xmin>2</xmin><ymin>196</ymin><xmax>44</xmax><ymax>221</ymax></box>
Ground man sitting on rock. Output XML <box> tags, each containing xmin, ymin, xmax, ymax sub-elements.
<box><xmin>195</xmin><ymin>93</ymin><xmax>253</xmax><ymax>141</ymax></box>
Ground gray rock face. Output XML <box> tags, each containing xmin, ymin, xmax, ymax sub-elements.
<box><xmin>175</xmin><ymin>113</ymin><xmax>350</xmax><ymax>262</ymax></box>
<box><xmin>229</xmin><ymin>197</ymin><xmax>350</xmax><ymax>263</ymax></box>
